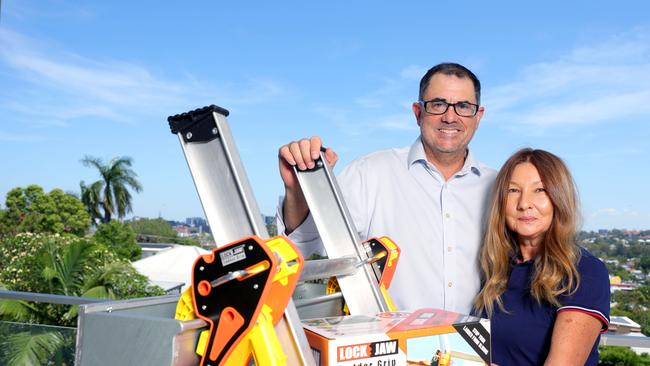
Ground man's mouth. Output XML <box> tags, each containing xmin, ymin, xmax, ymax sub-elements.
<box><xmin>438</xmin><ymin>128</ymin><xmax>461</xmax><ymax>135</ymax></box>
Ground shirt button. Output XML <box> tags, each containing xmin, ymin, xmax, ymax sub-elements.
<box><xmin>447</xmin><ymin>246</ymin><xmax>453</xmax><ymax>252</ymax></box>
<box><xmin>445</xmin><ymin>213</ymin><xmax>451</xmax><ymax>219</ymax></box>
<box><xmin>448</xmin><ymin>282</ymin><xmax>453</xmax><ymax>287</ymax></box>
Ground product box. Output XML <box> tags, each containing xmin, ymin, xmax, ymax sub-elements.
<box><xmin>302</xmin><ymin>309</ymin><xmax>490</xmax><ymax>366</ymax></box>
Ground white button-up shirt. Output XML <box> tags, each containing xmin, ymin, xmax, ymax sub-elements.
<box><xmin>278</xmin><ymin>137</ymin><xmax>496</xmax><ymax>314</ymax></box>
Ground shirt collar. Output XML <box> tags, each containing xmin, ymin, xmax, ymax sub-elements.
<box><xmin>407</xmin><ymin>136</ymin><xmax>482</xmax><ymax>177</ymax></box>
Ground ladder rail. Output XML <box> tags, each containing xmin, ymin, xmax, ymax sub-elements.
<box><xmin>294</xmin><ymin>154</ymin><xmax>390</xmax><ymax>314</ymax></box>
<box><xmin>169</xmin><ymin>106</ymin><xmax>316</xmax><ymax>366</ymax></box>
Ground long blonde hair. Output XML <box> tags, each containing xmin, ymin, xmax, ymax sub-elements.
<box><xmin>474</xmin><ymin>148</ymin><xmax>580</xmax><ymax>316</ymax></box>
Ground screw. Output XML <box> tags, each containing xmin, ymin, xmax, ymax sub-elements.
<box><xmin>316</xmin><ymin>160</ymin><xmax>323</xmax><ymax>168</ymax></box>
<box><xmin>248</xmin><ymin>245</ymin><xmax>253</xmax><ymax>251</ymax></box>
<box><xmin>199</xmin><ymin>266</ymin><xmax>204</xmax><ymax>271</ymax></box>
<box><xmin>253</xmin><ymin>284</ymin><xmax>259</xmax><ymax>290</ymax></box>
<box><xmin>212</xmin><ymin>127</ymin><xmax>218</xmax><ymax>135</ymax></box>
<box><xmin>202</xmin><ymin>305</ymin><xmax>207</xmax><ymax>310</ymax></box>
<box><xmin>186</xmin><ymin>132</ymin><xmax>193</xmax><ymax>139</ymax></box>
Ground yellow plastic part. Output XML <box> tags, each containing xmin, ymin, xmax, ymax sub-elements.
<box><xmin>223</xmin><ymin>304</ymin><xmax>287</xmax><ymax>366</ymax></box>
<box><xmin>380</xmin><ymin>285</ymin><xmax>397</xmax><ymax>312</ymax></box>
<box><xmin>175</xmin><ymin>287</ymin><xmax>196</xmax><ymax>321</ymax></box>
<box><xmin>266</xmin><ymin>237</ymin><xmax>302</xmax><ymax>287</ymax></box>
<box><xmin>175</xmin><ymin>236</ymin><xmax>301</xmax><ymax>365</ymax></box>
<box><xmin>326</xmin><ymin>278</ymin><xmax>349</xmax><ymax>315</ymax></box>
<box><xmin>378</xmin><ymin>236</ymin><xmax>400</xmax><ymax>271</ymax></box>
<box><xmin>439</xmin><ymin>351</ymin><xmax>452</xmax><ymax>366</ymax></box>
<box><xmin>196</xmin><ymin>330</ymin><xmax>209</xmax><ymax>357</ymax></box>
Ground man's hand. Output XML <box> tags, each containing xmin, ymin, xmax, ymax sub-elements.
<box><xmin>278</xmin><ymin>136</ymin><xmax>338</xmax><ymax>233</ymax></box>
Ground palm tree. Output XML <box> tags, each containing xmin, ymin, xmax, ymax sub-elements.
<box><xmin>79</xmin><ymin>180</ymin><xmax>103</xmax><ymax>225</ymax></box>
<box><xmin>0</xmin><ymin>240</ymin><xmax>120</xmax><ymax>365</ymax></box>
<box><xmin>81</xmin><ymin>156</ymin><xmax>143</xmax><ymax>223</ymax></box>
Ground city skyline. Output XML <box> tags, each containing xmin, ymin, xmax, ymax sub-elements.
<box><xmin>1</xmin><ymin>2</ymin><xmax>650</xmax><ymax>230</ymax></box>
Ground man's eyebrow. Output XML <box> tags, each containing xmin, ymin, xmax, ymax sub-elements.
<box><xmin>429</xmin><ymin>97</ymin><xmax>474</xmax><ymax>103</ymax></box>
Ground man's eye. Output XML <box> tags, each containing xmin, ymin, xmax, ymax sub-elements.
<box><xmin>456</xmin><ymin>102</ymin><xmax>471</xmax><ymax>110</ymax></box>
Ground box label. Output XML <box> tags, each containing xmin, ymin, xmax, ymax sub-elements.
<box><xmin>337</xmin><ymin>340</ymin><xmax>398</xmax><ymax>362</ymax></box>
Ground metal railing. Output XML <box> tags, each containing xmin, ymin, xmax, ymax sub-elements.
<box><xmin>2</xmin><ymin>289</ymin><xmax>650</xmax><ymax>363</ymax></box>
<box><xmin>0</xmin><ymin>289</ymin><xmax>108</xmax><ymax>305</ymax></box>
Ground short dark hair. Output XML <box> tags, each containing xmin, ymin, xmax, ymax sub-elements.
<box><xmin>418</xmin><ymin>63</ymin><xmax>481</xmax><ymax>104</ymax></box>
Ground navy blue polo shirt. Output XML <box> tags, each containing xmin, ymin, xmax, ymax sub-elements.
<box><xmin>488</xmin><ymin>247</ymin><xmax>610</xmax><ymax>366</ymax></box>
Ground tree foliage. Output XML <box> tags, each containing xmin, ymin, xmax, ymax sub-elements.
<box><xmin>79</xmin><ymin>180</ymin><xmax>104</xmax><ymax>225</ymax></box>
<box><xmin>94</xmin><ymin>220</ymin><xmax>141</xmax><ymax>261</ymax></box>
<box><xmin>0</xmin><ymin>329</ymin><xmax>68</xmax><ymax>366</ymax></box>
<box><xmin>81</xmin><ymin>156</ymin><xmax>142</xmax><ymax>223</ymax></box>
<box><xmin>129</xmin><ymin>217</ymin><xmax>199</xmax><ymax>245</ymax></box>
<box><xmin>0</xmin><ymin>185</ymin><xmax>90</xmax><ymax>237</ymax></box>
<box><xmin>0</xmin><ymin>233</ymin><xmax>164</xmax><ymax>327</ymax></box>
<box><xmin>130</xmin><ymin>217</ymin><xmax>177</xmax><ymax>238</ymax></box>
<box><xmin>599</xmin><ymin>346</ymin><xmax>650</xmax><ymax>365</ymax></box>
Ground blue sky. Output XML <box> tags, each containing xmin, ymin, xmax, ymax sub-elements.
<box><xmin>1</xmin><ymin>1</ymin><xmax>649</xmax><ymax>230</ymax></box>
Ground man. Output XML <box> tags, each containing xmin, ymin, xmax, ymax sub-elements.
<box><xmin>277</xmin><ymin>63</ymin><xmax>496</xmax><ymax>314</ymax></box>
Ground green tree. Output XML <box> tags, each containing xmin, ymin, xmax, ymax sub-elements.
<box><xmin>130</xmin><ymin>217</ymin><xmax>201</xmax><ymax>246</ymax></box>
<box><xmin>639</xmin><ymin>256</ymin><xmax>650</xmax><ymax>273</ymax></box>
<box><xmin>81</xmin><ymin>156</ymin><xmax>143</xmax><ymax>223</ymax></box>
<box><xmin>599</xmin><ymin>346</ymin><xmax>650</xmax><ymax>365</ymax></box>
<box><xmin>0</xmin><ymin>233</ymin><xmax>164</xmax><ymax>327</ymax></box>
<box><xmin>79</xmin><ymin>180</ymin><xmax>103</xmax><ymax>225</ymax></box>
<box><xmin>0</xmin><ymin>328</ymin><xmax>70</xmax><ymax>366</ymax></box>
<box><xmin>94</xmin><ymin>220</ymin><xmax>141</xmax><ymax>261</ymax></box>
<box><xmin>129</xmin><ymin>217</ymin><xmax>177</xmax><ymax>239</ymax></box>
<box><xmin>0</xmin><ymin>185</ymin><xmax>89</xmax><ymax>237</ymax></box>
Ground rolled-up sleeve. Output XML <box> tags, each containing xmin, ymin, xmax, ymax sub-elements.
<box><xmin>557</xmin><ymin>250</ymin><xmax>611</xmax><ymax>332</ymax></box>
<box><xmin>276</xmin><ymin>202</ymin><xmax>327</xmax><ymax>258</ymax></box>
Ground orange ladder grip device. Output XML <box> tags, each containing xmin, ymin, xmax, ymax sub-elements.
<box><xmin>191</xmin><ymin>236</ymin><xmax>278</xmax><ymax>366</ymax></box>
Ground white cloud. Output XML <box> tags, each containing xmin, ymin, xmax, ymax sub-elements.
<box><xmin>319</xmin><ymin>65</ymin><xmax>425</xmax><ymax>134</ymax></box>
<box><xmin>378</xmin><ymin>113</ymin><xmax>418</xmax><ymax>131</ymax></box>
<box><xmin>484</xmin><ymin>30</ymin><xmax>650</xmax><ymax>128</ymax></box>
<box><xmin>0</xmin><ymin>29</ymin><xmax>287</xmax><ymax>126</ymax></box>
<box><xmin>0</xmin><ymin>131</ymin><xmax>46</xmax><ymax>142</ymax></box>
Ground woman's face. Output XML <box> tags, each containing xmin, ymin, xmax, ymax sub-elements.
<box><xmin>505</xmin><ymin>162</ymin><xmax>554</xmax><ymax>246</ymax></box>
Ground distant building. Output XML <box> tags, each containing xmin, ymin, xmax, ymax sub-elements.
<box><xmin>606</xmin><ymin>316</ymin><xmax>650</xmax><ymax>355</ymax></box>
<box><xmin>174</xmin><ymin>225</ymin><xmax>191</xmax><ymax>237</ymax></box>
<box><xmin>263</xmin><ymin>215</ymin><xmax>275</xmax><ymax>226</ymax></box>
<box><xmin>185</xmin><ymin>216</ymin><xmax>209</xmax><ymax>233</ymax></box>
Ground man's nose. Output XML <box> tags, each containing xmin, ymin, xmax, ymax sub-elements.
<box><xmin>441</xmin><ymin>104</ymin><xmax>459</xmax><ymax>122</ymax></box>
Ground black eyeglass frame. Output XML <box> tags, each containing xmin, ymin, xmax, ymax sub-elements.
<box><xmin>418</xmin><ymin>99</ymin><xmax>480</xmax><ymax>117</ymax></box>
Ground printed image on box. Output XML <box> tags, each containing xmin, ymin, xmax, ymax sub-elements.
<box><xmin>303</xmin><ymin>309</ymin><xmax>490</xmax><ymax>366</ymax></box>
<box><xmin>407</xmin><ymin>333</ymin><xmax>484</xmax><ymax>365</ymax></box>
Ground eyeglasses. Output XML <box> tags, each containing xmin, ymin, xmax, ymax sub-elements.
<box><xmin>419</xmin><ymin>99</ymin><xmax>479</xmax><ymax>117</ymax></box>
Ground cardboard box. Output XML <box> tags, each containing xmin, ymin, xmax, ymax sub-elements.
<box><xmin>302</xmin><ymin>309</ymin><xmax>490</xmax><ymax>366</ymax></box>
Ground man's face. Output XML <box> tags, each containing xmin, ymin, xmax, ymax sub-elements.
<box><xmin>412</xmin><ymin>73</ymin><xmax>484</xmax><ymax>160</ymax></box>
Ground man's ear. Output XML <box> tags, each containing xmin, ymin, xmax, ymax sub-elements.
<box><xmin>412</xmin><ymin>102</ymin><xmax>422</xmax><ymax>127</ymax></box>
<box><xmin>475</xmin><ymin>106</ymin><xmax>485</xmax><ymax>128</ymax></box>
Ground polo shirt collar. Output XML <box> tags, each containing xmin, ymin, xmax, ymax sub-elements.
<box><xmin>407</xmin><ymin>136</ymin><xmax>482</xmax><ymax>177</ymax></box>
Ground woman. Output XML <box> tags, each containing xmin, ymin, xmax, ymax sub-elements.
<box><xmin>474</xmin><ymin>148</ymin><xmax>610</xmax><ymax>365</ymax></box>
